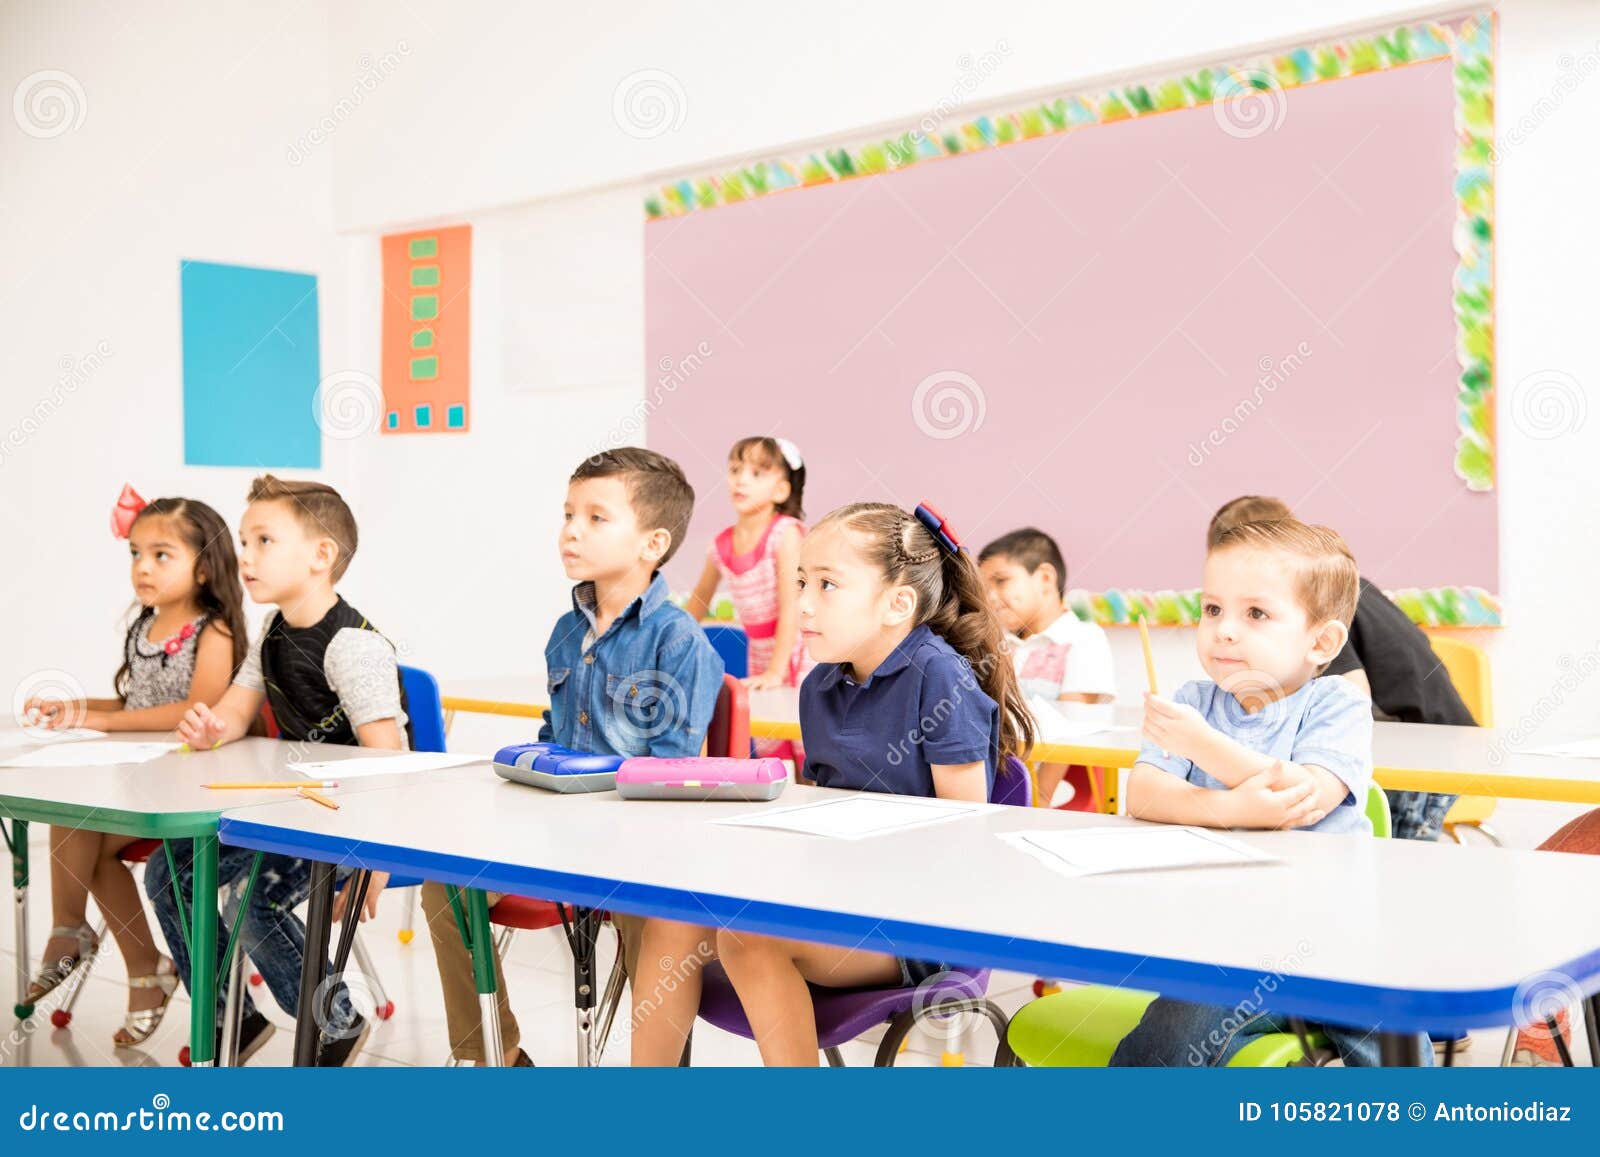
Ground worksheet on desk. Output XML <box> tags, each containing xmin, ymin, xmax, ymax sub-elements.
<box><xmin>0</xmin><ymin>727</ymin><xmax>108</xmax><ymax>750</ymax></box>
<box><xmin>1000</xmin><ymin>826</ymin><xmax>1278</xmax><ymax>878</ymax></box>
<box><xmin>0</xmin><ymin>741</ymin><xmax>179</xmax><ymax>768</ymax></box>
<box><xmin>1516</xmin><ymin>737</ymin><xmax>1600</xmax><ymax>759</ymax></box>
<box><xmin>715</xmin><ymin>795</ymin><xmax>990</xmax><ymax>840</ymax></box>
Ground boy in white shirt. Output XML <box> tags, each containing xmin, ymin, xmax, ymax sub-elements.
<box><xmin>979</xmin><ymin>528</ymin><xmax>1115</xmax><ymax>806</ymax></box>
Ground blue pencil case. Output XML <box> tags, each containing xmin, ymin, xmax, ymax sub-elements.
<box><xmin>493</xmin><ymin>742</ymin><xmax>624</xmax><ymax>794</ymax></box>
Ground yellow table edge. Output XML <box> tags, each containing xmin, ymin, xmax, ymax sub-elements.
<box><xmin>440</xmin><ymin>696</ymin><xmax>1600</xmax><ymax>805</ymax></box>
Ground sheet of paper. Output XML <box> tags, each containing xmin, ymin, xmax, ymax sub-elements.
<box><xmin>0</xmin><ymin>741</ymin><xmax>179</xmax><ymax>768</ymax></box>
<box><xmin>1</xmin><ymin>727</ymin><xmax>110</xmax><ymax>748</ymax></box>
<box><xmin>286</xmin><ymin>751</ymin><xmax>487</xmax><ymax>779</ymax></box>
<box><xmin>1515</xmin><ymin>738</ymin><xmax>1600</xmax><ymax>760</ymax></box>
<box><xmin>1000</xmin><ymin>826</ymin><xmax>1277</xmax><ymax>878</ymax></box>
<box><xmin>715</xmin><ymin>795</ymin><xmax>989</xmax><ymax>840</ymax></box>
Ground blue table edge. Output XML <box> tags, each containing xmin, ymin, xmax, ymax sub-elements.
<box><xmin>217</xmin><ymin>814</ymin><xmax>1600</xmax><ymax>1035</ymax></box>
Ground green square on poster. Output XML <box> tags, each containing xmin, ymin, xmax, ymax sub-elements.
<box><xmin>181</xmin><ymin>260</ymin><xmax>320</xmax><ymax>467</ymax></box>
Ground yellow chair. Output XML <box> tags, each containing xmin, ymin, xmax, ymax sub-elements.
<box><xmin>1424</xmin><ymin>634</ymin><xmax>1500</xmax><ymax>846</ymax></box>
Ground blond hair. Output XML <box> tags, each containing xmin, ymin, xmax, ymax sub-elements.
<box><xmin>1209</xmin><ymin>518</ymin><xmax>1358</xmax><ymax>629</ymax></box>
<box><xmin>1206</xmin><ymin>495</ymin><xmax>1294</xmax><ymax>549</ymax></box>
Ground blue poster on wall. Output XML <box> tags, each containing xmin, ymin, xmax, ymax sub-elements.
<box><xmin>181</xmin><ymin>260</ymin><xmax>321</xmax><ymax>467</ymax></box>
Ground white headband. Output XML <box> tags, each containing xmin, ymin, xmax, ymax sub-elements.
<box><xmin>775</xmin><ymin>437</ymin><xmax>804</xmax><ymax>472</ymax></box>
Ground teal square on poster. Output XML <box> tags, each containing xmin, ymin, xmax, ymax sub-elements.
<box><xmin>182</xmin><ymin>260</ymin><xmax>321</xmax><ymax>467</ymax></box>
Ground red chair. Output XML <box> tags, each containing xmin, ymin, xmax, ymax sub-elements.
<box><xmin>464</xmin><ymin>674</ymin><xmax>750</xmax><ymax>1066</ymax></box>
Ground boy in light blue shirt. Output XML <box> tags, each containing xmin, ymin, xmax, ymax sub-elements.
<box><xmin>1114</xmin><ymin>516</ymin><xmax>1428</xmax><ymax>1067</ymax></box>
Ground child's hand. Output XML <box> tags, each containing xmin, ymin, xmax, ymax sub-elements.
<box><xmin>176</xmin><ymin>703</ymin><xmax>227</xmax><ymax>749</ymax></box>
<box><xmin>330</xmin><ymin>870</ymin><xmax>388</xmax><ymax>924</ymax></box>
<box><xmin>742</xmin><ymin>669</ymin><xmax>786</xmax><ymax>691</ymax></box>
<box><xmin>23</xmin><ymin>698</ymin><xmax>83</xmax><ymax>729</ymax></box>
<box><xmin>1141</xmin><ymin>693</ymin><xmax>1217</xmax><ymax>765</ymax></box>
<box><xmin>1227</xmin><ymin>760</ymin><xmax>1325</xmax><ymax>830</ymax></box>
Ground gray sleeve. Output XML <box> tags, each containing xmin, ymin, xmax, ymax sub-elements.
<box><xmin>233</xmin><ymin>629</ymin><xmax>266</xmax><ymax>692</ymax></box>
<box><xmin>324</xmin><ymin>628</ymin><xmax>409</xmax><ymax>734</ymax></box>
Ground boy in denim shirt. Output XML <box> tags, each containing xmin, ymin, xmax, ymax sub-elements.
<box><xmin>1115</xmin><ymin>517</ymin><xmax>1429</xmax><ymax>1067</ymax></box>
<box><xmin>422</xmin><ymin>448</ymin><xmax>724</xmax><ymax>1064</ymax></box>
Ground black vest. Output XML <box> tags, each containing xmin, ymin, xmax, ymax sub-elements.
<box><xmin>258</xmin><ymin>597</ymin><xmax>411</xmax><ymax>747</ymax></box>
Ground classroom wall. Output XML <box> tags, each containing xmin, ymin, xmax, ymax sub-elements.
<box><xmin>9</xmin><ymin>1</ymin><xmax>1600</xmax><ymax>744</ymax></box>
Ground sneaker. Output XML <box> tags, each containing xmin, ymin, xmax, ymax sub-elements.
<box><xmin>316</xmin><ymin>1014</ymin><xmax>370</xmax><ymax>1067</ymax></box>
<box><xmin>1511</xmin><ymin>1008</ymin><xmax>1571</xmax><ymax>1066</ymax></box>
<box><xmin>178</xmin><ymin>1007</ymin><xmax>275</xmax><ymax>1067</ymax></box>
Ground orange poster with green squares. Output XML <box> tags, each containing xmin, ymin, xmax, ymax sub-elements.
<box><xmin>381</xmin><ymin>224</ymin><xmax>471</xmax><ymax>434</ymax></box>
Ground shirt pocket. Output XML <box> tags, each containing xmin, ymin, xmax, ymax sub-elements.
<box><xmin>546</xmin><ymin>667</ymin><xmax>572</xmax><ymax>734</ymax></box>
<box><xmin>602</xmin><ymin>671</ymin><xmax>668</xmax><ymax>757</ymax></box>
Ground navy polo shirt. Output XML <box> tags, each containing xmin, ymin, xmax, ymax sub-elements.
<box><xmin>800</xmin><ymin>624</ymin><xmax>1000</xmax><ymax>798</ymax></box>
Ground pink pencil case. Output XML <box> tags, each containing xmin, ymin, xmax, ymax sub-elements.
<box><xmin>615</xmin><ymin>757</ymin><xmax>788</xmax><ymax>802</ymax></box>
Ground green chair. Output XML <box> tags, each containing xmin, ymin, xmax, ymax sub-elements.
<box><xmin>1003</xmin><ymin>785</ymin><xmax>1390</xmax><ymax>1067</ymax></box>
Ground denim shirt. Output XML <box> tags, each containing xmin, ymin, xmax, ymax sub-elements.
<box><xmin>538</xmin><ymin>572</ymin><xmax>725</xmax><ymax>757</ymax></box>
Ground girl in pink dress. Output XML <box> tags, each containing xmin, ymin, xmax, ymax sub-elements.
<box><xmin>686</xmin><ymin>437</ymin><xmax>813</xmax><ymax>758</ymax></box>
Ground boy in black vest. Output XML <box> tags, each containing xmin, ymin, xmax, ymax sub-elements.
<box><xmin>147</xmin><ymin>475</ymin><xmax>408</xmax><ymax>1066</ymax></box>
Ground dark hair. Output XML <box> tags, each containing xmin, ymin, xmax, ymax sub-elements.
<box><xmin>1206</xmin><ymin>495</ymin><xmax>1293</xmax><ymax>549</ymax></box>
<box><xmin>727</xmin><ymin>436</ymin><xmax>805</xmax><ymax>519</ymax></box>
<box><xmin>115</xmin><ymin>498</ymin><xmax>248</xmax><ymax>700</ymax></box>
<box><xmin>977</xmin><ymin>527</ymin><xmax>1068</xmax><ymax>596</ymax></box>
<box><xmin>570</xmin><ymin>448</ymin><xmax>696</xmax><ymax>566</ymax></box>
<box><xmin>247</xmin><ymin>474</ymin><xmax>360</xmax><ymax>581</ymax></box>
<box><xmin>819</xmin><ymin>503</ymin><xmax>1035</xmax><ymax>763</ymax></box>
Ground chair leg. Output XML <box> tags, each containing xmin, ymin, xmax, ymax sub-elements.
<box><xmin>873</xmin><ymin>1011</ymin><xmax>918</xmax><ymax>1067</ymax></box>
<box><xmin>220</xmin><ymin>946</ymin><xmax>245</xmax><ymax>1066</ymax></box>
<box><xmin>591</xmin><ymin>930</ymin><xmax>629</xmax><ymax>1060</ymax></box>
<box><xmin>398</xmin><ymin>887</ymin><xmax>417</xmax><ymax>945</ymax></box>
<box><xmin>823</xmin><ymin>1045</ymin><xmax>846</xmax><ymax>1067</ymax></box>
<box><xmin>886</xmin><ymin>997</ymin><xmax>1012</xmax><ymax>1069</ymax></box>
<box><xmin>51</xmin><ymin>917</ymin><xmax>108</xmax><ymax>1027</ymax></box>
<box><xmin>1474</xmin><ymin>822</ymin><xmax>1503</xmax><ymax>847</ymax></box>
<box><xmin>1499</xmin><ymin>1027</ymin><xmax>1519</xmax><ymax>1067</ymax></box>
<box><xmin>494</xmin><ymin>926</ymin><xmax>516</xmax><ymax>959</ymax></box>
<box><xmin>678</xmin><ymin>1030</ymin><xmax>693</xmax><ymax>1067</ymax></box>
<box><xmin>351</xmin><ymin>931</ymin><xmax>392</xmax><ymax>1020</ymax></box>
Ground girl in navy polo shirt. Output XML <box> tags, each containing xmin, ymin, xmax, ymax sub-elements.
<box><xmin>631</xmin><ymin>501</ymin><xmax>1034</xmax><ymax>1066</ymax></box>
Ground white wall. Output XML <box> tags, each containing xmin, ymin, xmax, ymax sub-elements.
<box><xmin>9</xmin><ymin>0</ymin><xmax>1600</xmax><ymax>748</ymax></box>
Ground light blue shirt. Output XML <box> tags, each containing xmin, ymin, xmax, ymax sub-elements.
<box><xmin>1136</xmin><ymin>675</ymin><xmax>1374</xmax><ymax>836</ymax></box>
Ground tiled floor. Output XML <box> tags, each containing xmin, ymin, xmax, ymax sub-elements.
<box><xmin>2</xmin><ymin>792</ymin><xmax>1593</xmax><ymax>1069</ymax></box>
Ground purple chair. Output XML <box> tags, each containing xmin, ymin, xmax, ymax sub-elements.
<box><xmin>688</xmin><ymin>755</ymin><xmax>1032</xmax><ymax>1066</ymax></box>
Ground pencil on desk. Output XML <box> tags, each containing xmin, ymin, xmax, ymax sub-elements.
<box><xmin>1137</xmin><ymin>612</ymin><xmax>1159</xmax><ymax>695</ymax></box>
<box><xmin>298</xmin><ymin>786</ymin><xmax>340</xmax><ymax>810</ymax></box>
<box><xmin>205</xmin><ymin>781</ymin><xmax>341</xmax><ymax>790</ymax></box>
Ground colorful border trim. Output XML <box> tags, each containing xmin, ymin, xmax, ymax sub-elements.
<box><xmin>1065</xmin><ymin>586</ymin><xmax>1502</xmax><ymax>629</ymax></box>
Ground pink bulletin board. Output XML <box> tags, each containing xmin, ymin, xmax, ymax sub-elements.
<box><xmin>645</xmin><ymin>14</ymin><xmax>1497</xmax><ymax>627</ymax></box>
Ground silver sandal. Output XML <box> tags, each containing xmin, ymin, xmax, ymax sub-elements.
<box><xmin>26</xmin><ymin>923</ymin><xmax>99</xmax><ymax>1003</ymax></box>
<box><xmin>115</xmin><ymin>957</ymin><xmax>179</xmax><ymax>1048</ymax></box>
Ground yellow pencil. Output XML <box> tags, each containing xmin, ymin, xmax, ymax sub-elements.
<box><xmin>298</xmin><ymin>786</ymin><xmax>340</xmax><ymax>810</ymax></box>
<box><xmin>1137</xmin><ymin>612</ymin><xmax>1159</xmax><ymax>695</ymax></box>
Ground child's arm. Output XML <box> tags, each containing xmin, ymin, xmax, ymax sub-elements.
<box><xmin>1127</xmin><ymin>761</ymin><xmax>1324</xmax><ymax>829</ymax></box>
<box><xmin>643</xmin><ymin>626</ymin><xmax>727</xmax><ymax>757</ymax></box>
<box><xmin>746</xmin><ymin>525</ymin><xmax>802</xmax><ymax>690</ymax></box>
<box><xmin>931</xmin><ymin>762</ymin><xmax>988</xmax><ymax>803</ymax></box>
<box><xmin>86</xmin><ymin>623</ymin><xmax>237</xmax><ymax>733</ymax></box>
<box><xmin>175</xmin><ymin>684</ymin><xmax>266</xmax><ymax>749</ymax></box>
<box><xmin>685</xmin><ymin>557</ymin><xmax>720</xmax><ymax>622</ymax></box>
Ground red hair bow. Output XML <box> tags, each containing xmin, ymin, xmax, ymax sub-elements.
<box><xmin>111</xmin><ymin>484</ymin><xmax>148</xmax><ymax>540</ymax></box>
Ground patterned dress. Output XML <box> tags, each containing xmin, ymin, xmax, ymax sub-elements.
<box><xmin>709</xmin><ymin>514</ymin><xmax>813</xmax><ymax>760</ymax></box>
<box><xmin>123</xmin><ymin>614</ymin><xmax>207</xmax><ymax>709</ymax></box>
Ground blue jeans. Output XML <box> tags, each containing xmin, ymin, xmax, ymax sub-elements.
<box><xmin>1110</xmin><ymin>996</ymin><xmax>1432</xmax><ymax>1067</ymax></box>
<box><xmin>144</xmin><ymin>844</ymin><xmax>356</xmax><ymax>1034</ymax></box>
<box><xmin>1389</xmin><ymin>790</ymin><xmax>1457</xmax><ymax>842</ymax></box>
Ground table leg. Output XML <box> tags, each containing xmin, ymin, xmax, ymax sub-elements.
<box><xmin>188</xmin><ymin>833</ymin><xmax>219</xmax><ymax>1066</ymax></box>
<box><xmin>10</xmin><ymin>820</ymin><xmax>31</xmax><ymax>1019</ymax></box>
<box><xmin>292</xmin><ymin>860</ymin><xmax>337</xmax><ymax>1067</ymax></box>
<box><xmin>464</xmin><ymin>888</ymin><xmax>504</xmax><ymax>1067</ymax></box>
<box><xmin>1378</xmin><ymin>1031</ymin><xmax>1425</xmax><ymax>1066</ymax></box>
<box><xmin>565</xmin><ymin>907</ymin><xmax>601</xmax><ymax>1067</ymax></box>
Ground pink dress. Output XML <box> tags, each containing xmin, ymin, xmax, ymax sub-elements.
<box><xmin>710</xmin><ymin>514</ymin><xmax>813</xmax><ymax>760</ymax></box>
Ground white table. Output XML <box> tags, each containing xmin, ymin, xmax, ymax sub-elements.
<box><xmin>220</xmin><ymin>764</ymin><xmax>1600</xmax><ymax>1066</ymax></box>
<box><xmin>0</xmin><ymin>730</ymin><xmax>442</xmax><ymax>1065</ymax></box>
